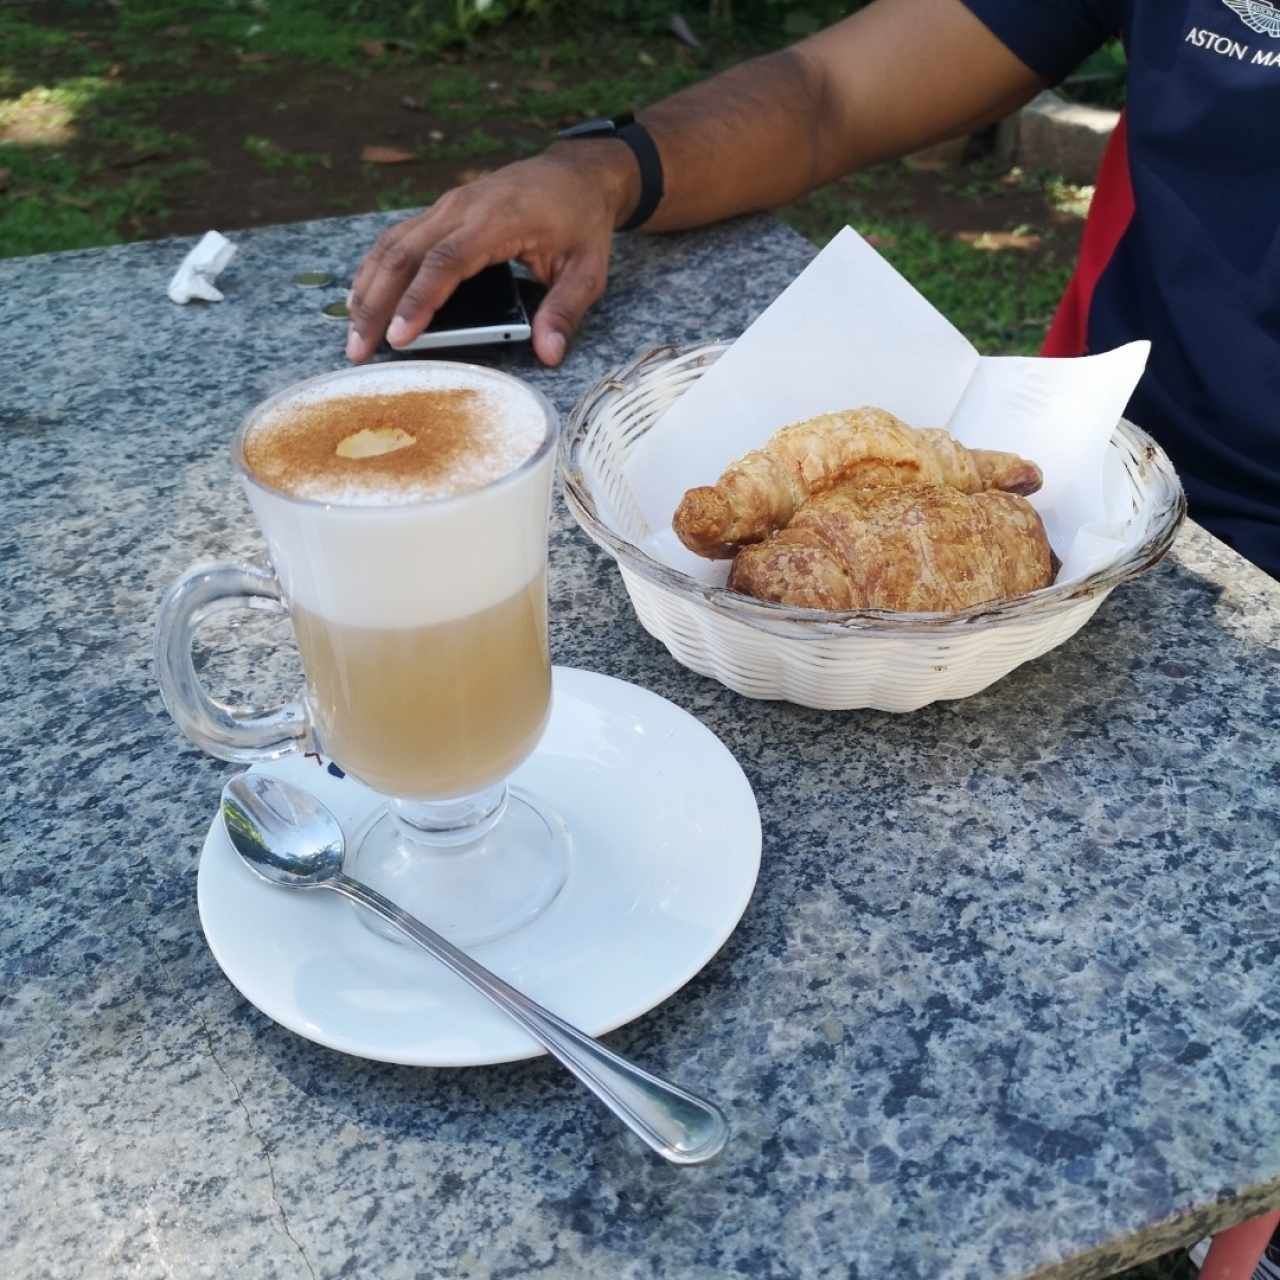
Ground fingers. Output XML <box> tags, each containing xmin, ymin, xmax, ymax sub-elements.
<box><xmin>346</xmin><ymin>219</ymin><xmax>432</xmax><ymax>362</ymax></box>
<box><xmin>385</xmin><ymin>236</ymin><xmax>494</xmax><ymax>349</ymax></box>
<box><xmin>346</xmin><ymin>204</ymin><xmax>507</xmax><ymax>361</ymax></box>
<box><xmin>531</xmin><ymin>252</ymin><xmax>608</xmax><ymax>367</ymax></box>
<box><xmin>349</xmin><ymin>219</ymin><xmax>407</xmax><ymax>311</ymax></box>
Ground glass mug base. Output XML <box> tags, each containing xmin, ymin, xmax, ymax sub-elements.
<box><xmin>346</xmin><ymin>784</ymin><xmax>570</xmax><ymax>948</ymax></box>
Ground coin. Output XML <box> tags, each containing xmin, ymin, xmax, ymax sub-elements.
<box><xmin>294</xmin><ymin>271</ymin><xmax>334</xmax><ymax>288</ymax></box>
<box><xmin>320</xmin><ymin>301</ymin><xmax>349</xmax><ymax>320</ymax></box>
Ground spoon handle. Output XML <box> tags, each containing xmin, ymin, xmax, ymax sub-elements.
<box><xmin>332</xmin><ymin>873</ymin><xmax>729</xmax><ymax>1165</ymax></box>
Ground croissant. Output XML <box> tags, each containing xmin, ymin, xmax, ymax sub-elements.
<box><xmin>672</xmin><ymin>407</ymin><xmax>1043</xmax><ymax>559</ymax></box>
<box><xmin>728</xmin><ymin>483</ymin><xmax>1054</xmax><ymax>612</ymax></box>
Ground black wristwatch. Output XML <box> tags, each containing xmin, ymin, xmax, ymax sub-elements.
<box><xmin>558</xmin><ymin>111</ymin><xmax>664</xmax><ymax>232</ymax></box>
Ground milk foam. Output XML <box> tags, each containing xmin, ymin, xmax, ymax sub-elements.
<box><xmin>245</xmin><ymin>364</ymin><xmax>547</xmax><ymax>505</ymax></box>
<box><xmin>240</xmin><ymin>365</ymin><xmax>554</xmax><ymax>629</ymax></box>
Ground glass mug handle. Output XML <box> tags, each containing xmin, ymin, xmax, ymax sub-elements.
<box><xmin>154</xmin><ymin>560</ymin><xmax>312</xmax><ymax>763</ymax></box>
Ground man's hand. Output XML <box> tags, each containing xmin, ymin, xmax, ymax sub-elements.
<box><xmin>346</xmin><ymin>141</ymin><xmax>638</xmax><ymax>366</ymax></box>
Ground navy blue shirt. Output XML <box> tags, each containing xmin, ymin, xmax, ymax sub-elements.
<box><xmin>962</xmin><ymin>0</ymin><xmax>1280</xmax><ymax>578</ymax></box>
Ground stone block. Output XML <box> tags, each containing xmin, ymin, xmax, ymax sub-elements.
<box><xmin>996</xmin><ymin>90</ymin><xmax>1119</xmax><ymax>185</ymax></box>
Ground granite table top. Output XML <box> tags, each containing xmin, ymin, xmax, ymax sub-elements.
<box><xmin>3</xmin><ymin>212</ymin><xmax>1279</xmax><ymax>1280</ymax></box>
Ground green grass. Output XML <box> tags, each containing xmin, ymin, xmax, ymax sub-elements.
<box><xmin>427</xmin><ymin>125</ymin><xmax>508</xmax><ymax>160</ymax></box>
<box><xmin>0</xmin><ymin>2</ymin><xmax>710</xmax><ymax>260</ymax></box>
<box><xmin>510</xmin><ymin>60</ymin><xmax>705</xmax><ymax>123</ymax></box>
<box><xmin>243</xmin><ymin>134</ymin><xmax>332</xmax><ymax>175</ymax></box>
<box><xmin>0</xmin><ymin>27</ymin><xmax>213</xmax><ymax>256</ymax></box>
<box><xmin>374</xmin><ymin>179</ymin><xmax>443</xmax><ymax>211</ymax></box>
<box><xmin>0</xmin><ymin>0</ymin><xmax>371</xmax><ymax>257</ymax></box>
<box><xmin>0</xmin><ymin>60</ymin><xmax>212</xmax><ymax>254</ymax></box>
<box><xmin>111</xmin><ymin>0</ymin><xmax>394</xmax><ymax>67</ymax></box>
<box><xmin>0</xmin><ymin>144</ymin><xmax>211</xmax><ymax>255</ymax></box>
<box><xmin>425</xmin><ymin>68</ymin><xmax>488</xmax><ymax>114</ymax></box>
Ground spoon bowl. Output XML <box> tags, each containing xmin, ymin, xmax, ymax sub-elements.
<box><xmin>223</xmin><ymin>772</ymin><xmax>345</xmax><ymax>887</ymax></box>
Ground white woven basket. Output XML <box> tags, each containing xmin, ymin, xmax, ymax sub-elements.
<box><xmin>561</xmin><ymin>342</ymin><xmax>1186</xmax><ymax>712</ymax></box>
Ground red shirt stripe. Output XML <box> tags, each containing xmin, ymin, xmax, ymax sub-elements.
<box><xmin>1042</xmin><ymin>111</ymin><xmax>1135</xmax><ymax>357</ymax></box>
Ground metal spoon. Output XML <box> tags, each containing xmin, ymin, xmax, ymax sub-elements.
<box><xmin>221</xmin><ymin>773</ymin><xmax>730</xmax><ymax>1165</ymax></box>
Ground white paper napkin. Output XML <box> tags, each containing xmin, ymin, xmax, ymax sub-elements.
<box><xmin>623</xmin><ymin>227</ymin><xmax>1150</xmax><ymax>588</ymax></box>
<box><xmin>168</xmin><ymin>230</ymin><xmax>237</xmax><ymax>304</ymax></box>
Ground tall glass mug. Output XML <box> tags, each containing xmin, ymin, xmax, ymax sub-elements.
<box><xmin>156</xmin><ymin>362</ymin><xmax>564</xmax><ymax>945</ymax></box>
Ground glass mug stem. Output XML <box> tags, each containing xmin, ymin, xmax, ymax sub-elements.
<box><xmin>393</xmin><ymin>785</ymin><xmax>509</xmax><ymax>847</ymax></box>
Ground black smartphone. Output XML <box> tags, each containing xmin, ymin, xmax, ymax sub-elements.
<box><xmin>396</xmin><ymin>262</ymin><xmax>532</xmax><ymax>351</ymax></box>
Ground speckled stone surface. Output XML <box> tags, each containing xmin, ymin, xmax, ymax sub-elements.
<box><xmin>3</xmin><ymin>213</ymin><xmax>1280</xmax><ymax>1280</ymax></box>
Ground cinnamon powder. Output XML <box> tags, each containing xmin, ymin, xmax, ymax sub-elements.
<box><xmin>244</xmin><ymin>389</ymin><xmax>523</xmax><ymax>502</ymax></box>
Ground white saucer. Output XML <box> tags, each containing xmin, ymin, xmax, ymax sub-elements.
<box><xmin>197</xmin><ymin>667</ymin><xmax>761</xmax><ymax>1067</ymax></box>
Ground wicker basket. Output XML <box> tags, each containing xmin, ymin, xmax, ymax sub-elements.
<box><xmin>560</xmin><ymin>341</ymin><xmax>1186</xmax><ymax>712</ymax></box>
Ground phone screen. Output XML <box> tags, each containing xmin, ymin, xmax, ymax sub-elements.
<box><xmin>426</xmin><ymin>263</ymin><xmax>526</xmax><ymax>333</ymax></box>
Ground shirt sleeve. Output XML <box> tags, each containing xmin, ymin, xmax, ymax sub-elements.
<box><xmin>958</xmin><ymin>0</ymin><xmax>1122</xmax><ymax>85</ymax></box>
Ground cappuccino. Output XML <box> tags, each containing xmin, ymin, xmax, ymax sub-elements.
<box><xmin>238</xmin><ymin>364</ymin><xmax>555</xmax><ymax>800</ymax></box>
<box><xmin>293</xmin><ymin>574</ymin><xmax>549</xmax><ymax>799</ymax></box>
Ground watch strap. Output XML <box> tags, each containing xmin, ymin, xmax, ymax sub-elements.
<box><xmin>558</xmin><ymin>112</ymin><xmax>664</xmax><ymax>232</ymax></box>
<box><xmin>614</xmin><ymin>118</ymin><xmax>664</xmax><ymax>232</ymax></box>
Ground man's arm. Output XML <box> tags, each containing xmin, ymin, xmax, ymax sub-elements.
<box><xmin>641</xmin><ymin>0</ymin><xmax>1042</xmax><ymax>230</ymax></box>
<box><xmin>346</xmin><ymin>0</ymin><xmax>1043</xmax><ymax>365</ymax></box>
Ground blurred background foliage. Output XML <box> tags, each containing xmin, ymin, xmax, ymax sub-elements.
<box><xmin>316</xmin><ymin>0</ymin><xmax>869</xmax><ymax>46</ymax></box>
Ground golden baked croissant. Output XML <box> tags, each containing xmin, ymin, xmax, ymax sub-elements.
<box><xmin>672</xmin><ymin>407</ymin><xmax>1043</xmax><ymax>559</ymax></box>
<box><xmin>728</xmin><ymin>483</ymin><xmax>1054</xmax><ymax>612</ymax></box>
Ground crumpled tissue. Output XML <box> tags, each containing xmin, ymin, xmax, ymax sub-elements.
<box><xmin>168</xmin><ymin>230</ymin><xmax>237</xmax><ymax>304</ymax></box>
